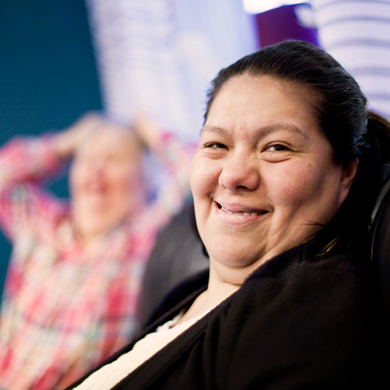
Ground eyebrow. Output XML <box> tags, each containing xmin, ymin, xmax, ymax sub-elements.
<box><xmin>201</xmin><ymin>125</ymin><xmax>228</xmax><ymax>137</ymax></box>
<box><xmin>201</xmin><ymin>123</ymin><xmax>309</xmax><ymax>140</ymax></box>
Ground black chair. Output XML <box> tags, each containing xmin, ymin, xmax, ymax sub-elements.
<box><xmin>137</xmin><ymin>199</ymin><xmax>209</xmax><ymax>328</ymax></box>
<box><xmin>370</xmin><ymin>169</ymin><xmax>390</xmax><ymax>326</ymax></box>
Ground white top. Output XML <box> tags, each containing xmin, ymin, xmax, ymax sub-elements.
<box><xmin>74</xmin><ymin>306</ymin><xmax>215</xmax><ymax>390</ymax></box>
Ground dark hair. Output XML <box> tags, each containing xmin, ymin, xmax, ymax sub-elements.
<box><xmin>204</xmin><ymin>40</ymin><xmax>390</xmax><ymax>255</ymax></box>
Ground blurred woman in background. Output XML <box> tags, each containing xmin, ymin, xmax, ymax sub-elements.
<box><xmin>0</xmin><ymin>113</ymin><xmax>193</xmax><ymax>389</ymax></box>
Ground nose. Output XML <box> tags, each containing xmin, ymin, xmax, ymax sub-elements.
<box><xmin>89</xmin><ymin>158</ymin><xmax>106</xmax><ymax>175</ymax></box>
<box><xmin>218</xmin><ymin>151</ymin><xmax>260</xmax><ymax>192</ymax></box>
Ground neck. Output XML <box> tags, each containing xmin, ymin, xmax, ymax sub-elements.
<box><xmin>177</xmin><ymin>266</ymin><xmax>240</xmax><ymax>325</ymax></box>
<box><xmin>73</xmin><ymin>212</ymin><xmax>126</xmax><ymax>250</ymax></box>
<box><xmin>206</xmin><ymin>265</ymin><xmax>241</xmax><ymax>303</ymax></box>
<box><xmin>75</xmin><ymin>224</ymin><xmax>106</xmax><ymax>251</ymax></box>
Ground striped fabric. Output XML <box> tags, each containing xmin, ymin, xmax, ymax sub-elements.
<box><xmin>85</xmin><ymin>0</ymin><xmax>258</xmax><ymax>140</ymax></box>
<box><xmin>312</xmin><ymin>0</ymin><xmax>390</xmax><ymax>120</ymax></box>
<box><xmin>0</xmin><ymin>134</ymin><xmax>192</xmax><ymax>390</ymax></box>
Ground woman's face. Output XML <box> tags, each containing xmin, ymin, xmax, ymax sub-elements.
<box><xmin>70</xmin><ymin>126</ymin><xmax>145</xmax><ymax>237</ymax></box>
<box><xmin>191</xmin><ymin>75</ymin><xmax>357</xmax><ymax>284</ymax></box>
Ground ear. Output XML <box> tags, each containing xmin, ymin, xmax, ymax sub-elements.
<box><xmin>339</xmin><ymin>158</ymin><xmax>359</xmax><ymax>203</ymax></box>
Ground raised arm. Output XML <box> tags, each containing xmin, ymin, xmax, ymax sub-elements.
<box><xmin>133</xmin><ymin>111</ymin><xmax>196</xmax><ymax>217</ymax></box>
<box><xmin>53</xmin><ymin>112</ymin><xmax>104</xmax><ymax>160</ymax></box>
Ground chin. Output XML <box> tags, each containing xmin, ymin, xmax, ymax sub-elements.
<box><xmin>207</xmin><ymin>241</ymin><xmax>263</xmax><ymax>270</ymax></box>
<box><xmin>83</xmin><ymin>195</ymin><xmax>109</xmax><ymax>210</ymax></box>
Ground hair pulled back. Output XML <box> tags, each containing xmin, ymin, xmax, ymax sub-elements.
<box><xmin>205</xmin><ymin>40</ymin><xmax>390</xmax><ymax>254</ymax></box>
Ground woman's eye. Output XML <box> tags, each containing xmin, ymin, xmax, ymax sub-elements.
<box><xmin>265</xmin><ymin>144</ymin><xmax>289</xmax><ymax>152</ymax></box>
<box><xmin>205</xmin><ymin>142</ymin><xmax>227</xmax><ymax>149</ymax></box>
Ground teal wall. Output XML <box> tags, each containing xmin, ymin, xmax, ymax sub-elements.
<box><xmin>0</xmin><ymin>0</ymin><xmax>102</xmax><ymax>294</ymax></box>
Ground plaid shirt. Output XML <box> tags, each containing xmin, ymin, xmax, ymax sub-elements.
<box><xmin>0</xmin><ymin>134</ymin><xmax>193</xmax><ymax>390</ymax></box>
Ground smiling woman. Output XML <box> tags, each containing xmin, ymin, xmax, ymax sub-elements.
<box><xmin>191</xmin><ymin>75</ymin><xmax>356</xmax><ymax>286</ymax></box>
<box><xmin>67</xmin><ymin>41</ymin><xmax>390</xmax><ymax>390</ymax></box>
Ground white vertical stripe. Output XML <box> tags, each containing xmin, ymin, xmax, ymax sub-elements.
<box><xmin>85</xmin><ymin>0</ymin><xmax>258</xmax><ymax>140</ymax></box>
<box><xmin>312</xmin><ymin>0</ymin><xmax>390</xmax><ymax>119</ymax></box>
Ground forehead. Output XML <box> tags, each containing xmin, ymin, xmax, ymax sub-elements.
<box><xmin>76</xmin><ymin>125</ymin><xmax>140</xmax><ymax>158</ymax></box>
<box><xmin>204</xmin><ymin>75</ymin><xmax>319</xmax><ymax>139</ymax></box>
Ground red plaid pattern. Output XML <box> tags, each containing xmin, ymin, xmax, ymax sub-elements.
<box><xmin>0</xmin><ymin>134</ymin><xmax>193</xmax><ymax>389</ymax></box>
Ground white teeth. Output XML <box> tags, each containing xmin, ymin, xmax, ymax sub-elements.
<box><xmin>221</xmin><ymin>206</ymin><xmax>262</xmax><ymax>216</ymax></box>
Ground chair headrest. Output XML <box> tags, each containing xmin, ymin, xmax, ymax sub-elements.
<box><xmin>370</xmin><ymin>175</ymin><xmax>390</xmax><ymax>324</ymax></box>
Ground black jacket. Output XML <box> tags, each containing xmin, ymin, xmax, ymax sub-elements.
<box><xmin>68</xmin><ymin>228</ymin><xmax>384</xmax><ymax>389</ymax></box>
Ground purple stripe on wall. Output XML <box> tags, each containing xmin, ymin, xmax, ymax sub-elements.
<box><xmin>255</xmin><ymin>4</ymin><xmax>319</xmax><ymax>48</ymax></box>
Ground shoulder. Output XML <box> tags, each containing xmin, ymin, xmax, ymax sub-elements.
<box><xmin>210</xmin><ymin>249</ymin><xmax>380</xmax><ymax>388</ymax></box>
<box><xmin>227</xmin><ymin>247</ymin><xmax>373</xmax><ymax>333</ymax></box>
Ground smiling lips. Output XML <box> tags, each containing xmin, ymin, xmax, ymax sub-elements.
<box><xmin>216</xmin><ymin>202</ymin><xmax>267</xmax><ymax>217</ymax></box>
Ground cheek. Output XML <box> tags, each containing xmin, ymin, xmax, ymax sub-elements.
<box><xmin>265</xmin><ymin>159</ymin><xmax>343</xmax><ymax>225</ymax></box>
<box><xmin>190</xmin><ymin>156</ymin><xmax>219</xmax><ymax>201</ymax></box>
<box><xmin>264</xmin><ymin>162</ymin><xmax>325</xmax><ymax>206</ymax></box>
<box><xmin>69</xmin><ymin>164</ymin><xmax>86</xmax><ymax>193</ymax></box>
<box><xmin>190</xmin><ymin>156</ymin><xmax>218</xmax><ymax>235</ymax></box>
